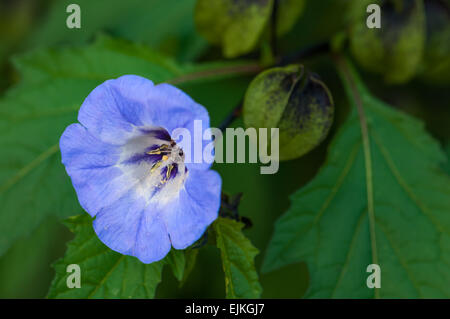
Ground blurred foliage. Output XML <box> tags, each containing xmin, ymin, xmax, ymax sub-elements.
<box><xmin>25</xmin><ymin>0</ymin><xmax>207</xmax><ymax>62</ymax></box>
<box><xmin>0</xmin><ymin>0</ymin><xmax>207</xmax><ymax>91</ymax></box>
<box><xmin>445</xmin><ymin>143</ymin><xmax>450</xmax><ymax>174</ymax></box>
<box><xmin>0</xmin><ymin>217</ymin><xmax>72</xmax><ymax>298</ymax></box>
<box><xmin>0</xmin><ymin>0</ymin><xmax>448</xmax><ymax>299</ymax></box>
<box><xmin>420</xmin><ymin>0</ymin><xmax>450</xmax><ymax>84</ymax></box>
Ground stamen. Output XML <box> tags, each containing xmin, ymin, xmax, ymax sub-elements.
<box><xmin>127</xmin><ymin>129</ymin><xmax>186</xmax><ymax>193</ymax></box>
<box><xmin>150</xmin><ymin>161</ymin><xmax>162</xmax><ymax>173</ymax></box>
<box><xmin>146</xmin><ymin>144</ymin><xmax>170</xmax><ymax>155</ymax></box>
<box><xmin>166</xmin><ymin>164</ymin><xmax>173</xmax><ymax>179</ymax></box>
<box><xmin>157</xmin><ymin>163</ymin><xmax>178</xmax><ymax>188</ymax></box>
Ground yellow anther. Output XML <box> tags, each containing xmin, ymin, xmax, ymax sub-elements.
<box><xmin>166</xmin><ymin>164</ymin><xmax>173</xmax><ymax>179</ymax></box>
<box><xmin>157</xmin><ymin>164</ymin><xmax>174</xmax><ymax>187</ymax></box>
<box><xmin>162</xmin><ymin>155</ymin><xmax>169</xmax><ymax>161</ymax></box>
<box><xmin>150</xmin><ymin>161</ymin><xmax>162</xmax><ymax>173</ymax></box>
<box><xmin>147</xmin><ymin>144</ymin><xmax>170</xmax><ymax>155</ymax></box>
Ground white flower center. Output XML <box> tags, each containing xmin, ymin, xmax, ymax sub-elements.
<box><xmin>117</xmin><ymin>127</ymin><xmax>188</xmax><ymax>205</ymax></box>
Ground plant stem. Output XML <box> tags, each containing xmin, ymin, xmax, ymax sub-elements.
<box><xmin>169</xmin><ymin>63</ymin><xmax>263</xmax><ymax>85</ymax></box>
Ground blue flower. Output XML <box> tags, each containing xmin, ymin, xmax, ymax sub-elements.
<box><xmin>60</xmin><ymin>75</ymin><xmax>222</xmax><ymax>263</ymax></box>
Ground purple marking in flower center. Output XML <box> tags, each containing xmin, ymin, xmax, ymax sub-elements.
<box><xmin>160</xmin><ymin>163</ymin><xmax>179</xmax><ymax>181</ymax></box>
<box><xmin>122</xmin><ymin>128</ymin><xmax>187</xmax><ymax>190</ymax></box>
<box><xmin>139</xmin><ymin>128</ymin><xmax>172</xmax><ymax>142</ymax></box>
<box><xmin>121</xmin><ymin>144</ymin><xmax>162</xmax><ymax>165</ymax></box>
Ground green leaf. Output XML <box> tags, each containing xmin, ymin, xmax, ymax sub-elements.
<box><xmin>47</xmin><ymin>215</ymin><xmax>165</xmax><ymax>298</ymax></box>
<box><xmin>166</xmin><ymin>249</ymin><xmax>186</xmax><ymax>282</ymax></box>
<box><xmin>214</xmin><ymin>217</ymin><xmax>262</xmax><ymax>298</ymax></box>
<box><xmin>180</xmin><ymin>249</ymin><xmax>199</xmax><ymax>287</ymax></box>
<box><xmin>0</xmin><ymin>218</ymin><xmax>68</xmax><ymax>298</ymax></box>
<box><xmin>444</xmin><ymin>142</ymin><xmax>450</xmax><ymax>175</ymax></box>
<box><xmin>262</xmin><ymin>57</ymin><xmax>450</xmax><ymax>298</ymax></box>
<box><xmin>0</xmin><ymin>35</ymin><xmax>257</xmax><ymax>257</ymax></box>
<box><xmin>26</xmin><ymin>0</ymin><xmax>207</xmax><ymax>62</ymax></box>
<box><xmin>195</xmin><ymin>0</ymin><xmax>273</xmax><ymax>58</ymax></box>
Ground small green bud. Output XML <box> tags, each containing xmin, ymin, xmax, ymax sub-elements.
<box><xmin>349</xmin><ymin>0</ymin><xmax>426</xmax><ymax>84</ymax></box>
<box><xmin>243</xmin><ymin>64</ymin><xmax>334</xmax><ymax>161</ymax></box>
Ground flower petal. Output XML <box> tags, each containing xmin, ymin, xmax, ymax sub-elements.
<box><xmin>162</xmin><ymin>169</ymin><xmax>222</xmax><ymax>249</ymax></box>
<box><xmin>151</xmin><ymin>83</ymin><xmax>209</xmax><ymax>125</ymax></box>
<box><xmin>77</xmin><ymin>75</ymin><xmax>152</xmax><ymax>144</ymax></box>
<box><xmin>60</xmin><ymin>123</ymin><xmax>129</xmax><ymax>216</ymax></box>
<box><xmin>77</xmin><ymin>76</ymin><xmax>211</xmax><ymax>148</ymax></box>
<box><xmin>153</xmin><ymin>84</ymin><xmax>214</xmax><ymax>171</ymax></box>
<box><xmin>93</xmin><ymin>191</ymin><xmax>171</xmax><ymax>264</ymax></box>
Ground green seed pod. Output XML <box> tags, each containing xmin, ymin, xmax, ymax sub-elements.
<box><xmin>195</xmin><ymin>0</ymin><xmax>272</xmax><ymax>58</ymax></box>
<box><xmin>243</xmin><ymin>64</ymin><xmax>334</xmax><ymax>161</ymax></box>
<box><xmin>420</xmin><ymin>0</ymin><xmax>450</xmax><ymax>84</ymax></box>
<box><xmin>349</xmin><ymin>0</ymin><xmax>426</xmax><ymax>84</ymax></box>
<box><xmin>194</xmin><ymin>0</ymin><xmax>305</xmax><ymax>58</ymax></box>
<box><xmin>276</xmin><ymin>0</ymin><xmax>306</xmax><ymax>36</ymax></box>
